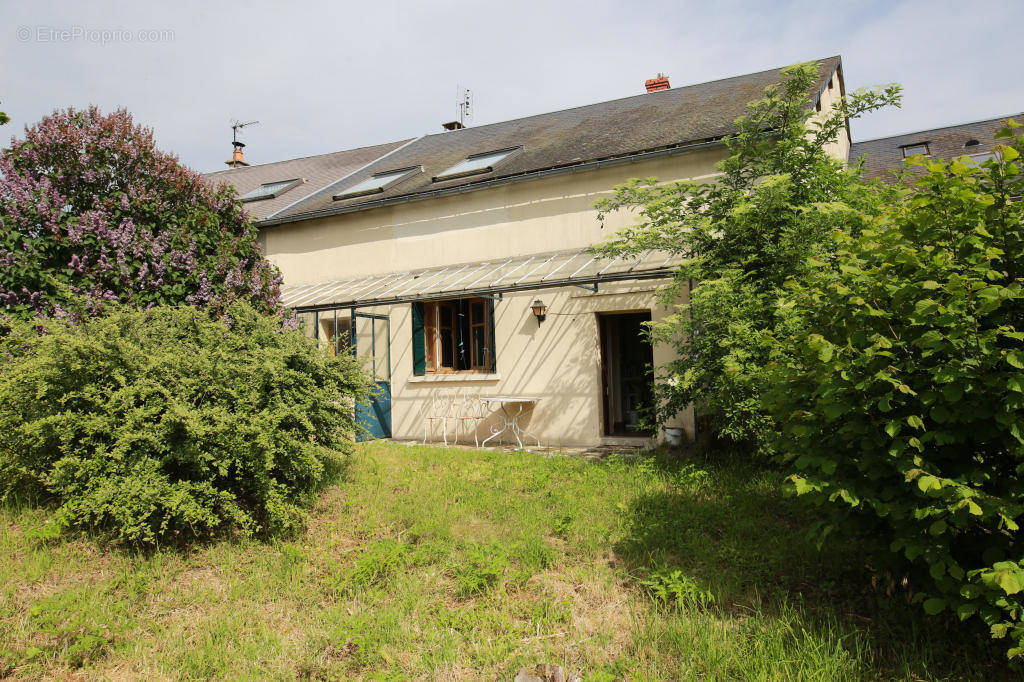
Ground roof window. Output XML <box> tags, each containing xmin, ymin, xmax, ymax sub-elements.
<box><xmin>433</xmin><ymin>148</ymin><xmax>519</xmax><ymax>182</ymax></box>
<box><xmin>901</xmin><ymin>143</ymin><xmax>930</xmax><ymax>158</ymax></box>
<box><xmin>968</xmin><ymin>151</ymin><xmax>999</xmax><ymax>165</ymax></box>
<box><xmin>333</xmin><ymin>166</ymin><xmax>422</xmax><ymax>201</ymax></box>
<box><xmin>238</xmin><ymin>178</ymin><xmax>304</xmax><ymax>202</ymax></box>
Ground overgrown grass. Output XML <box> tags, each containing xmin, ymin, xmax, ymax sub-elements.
<box><xmin>0</xmin><ymin>442</ymin><xmax>1014</xmax><ymax>679</ymax></box>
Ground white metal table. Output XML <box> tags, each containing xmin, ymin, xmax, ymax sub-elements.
<box><xmin>479</xmin><ymin>396</ymin><xmax>541</xmax><ymax>449</ymax></box>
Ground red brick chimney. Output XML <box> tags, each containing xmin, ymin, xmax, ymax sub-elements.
<box><xmin>225</xmin><ymin>142</ymin><xmax>249</xmax><ymax>168</ymax></box>
<box><xmin>644</xmin><ymin>73</ymin><xmax>670</xmax><ymax>93</ymax></box>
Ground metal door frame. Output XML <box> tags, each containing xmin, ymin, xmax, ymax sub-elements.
<box><xmin>351</xmin><ymin>310</ymin><xmax>392</xmax><ymax>440</ymax></box>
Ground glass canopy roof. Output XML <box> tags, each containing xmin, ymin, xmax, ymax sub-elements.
<box><xmin>281</xmin><ymin>248</ymin><xmax>683</xmax><ymax>311</ymax></box>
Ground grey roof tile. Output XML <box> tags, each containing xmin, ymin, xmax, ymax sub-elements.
<box><xmin>203</xmin><ymin>139</ymin><xmax>412</xmax><ymax>220</ymax></box>
<box><xmin>270</xmin><ymin>57</ymin><xmax>842</xmax><ymax>222</ymax></box>
<box><xmin>850</xmin><ymin>114</ymin><xmax>1023</xmax><ymax>182</ymax></box>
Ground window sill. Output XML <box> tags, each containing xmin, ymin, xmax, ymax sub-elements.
<box><xmin>408</xmin><ymin>373</ymin><xmax>501</xmax><ymax>383</ymax></box>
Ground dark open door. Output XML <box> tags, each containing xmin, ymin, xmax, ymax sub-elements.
<box><xmin>352</xmin><ymin>312</ymin><xmax>391</xmax><ymax>441</ymax></box>
<box><xmin>599</xmin><ymin>312</ymin><xmax>654</xmax><ymax>436</ymax></box>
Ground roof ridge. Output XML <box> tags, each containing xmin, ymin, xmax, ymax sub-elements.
<box><xmin>204</xmin><ymin>138</ymin><xmax>413</xmax><ymax>176</ymax></box>
<box><xmin>426</xmin><ymin>56</ymin><xmax>842</xmax><ymax>140</ymax></box>
<box><xmin>852</xmin><ymin>112</ymin><xmax>1024</xmax><ymax>145</ymax></box>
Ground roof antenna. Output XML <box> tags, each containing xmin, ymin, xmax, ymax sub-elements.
<box><xmin>226</xmin><ymin>119</ymin><xmax>259</xmax><ymax>167</ymax></box>
<box><xmin>442</xmin><ymin>88</ymin><xmax>473</xmax><ymax>132</ymax></box>
<box><xmin>458</xmin><ymin>86</ymin><xmax>472</xmax><ymax>126</ymax></box>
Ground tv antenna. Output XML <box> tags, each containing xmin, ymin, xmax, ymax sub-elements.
<box><xmin>231</xmin><ymin>119</ymin><xmax>259</xmax><ymax>148</ymax></box>
<box><xmin>457</xmin><ymin>87</ymin><xmax>472</xmax><ymax>126</ymax></box>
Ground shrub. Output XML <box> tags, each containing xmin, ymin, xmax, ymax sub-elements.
<box><xmin>0</xmin><ymin>106</ymin><xmax>282</xmax><ymax>320</ymax></box>
<box><xmin>593</xmin><ymin>62</ymin><xmax>899</xmax><ymax>452</ymax></box>
<box><xmin>766</xmin><ymin>124</ymin><xmax>1024</xmax><ymax>655</ymax></box>
<box><xmin>0</xmin><ymin>303</ymin><xmax>368</xmax><ymax>545</ymax></box>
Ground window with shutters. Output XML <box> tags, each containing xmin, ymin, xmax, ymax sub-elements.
<box><xmin>415</xmin><ymin>297</ymin><xmax>495</xmax><ymax>374</ymax></box>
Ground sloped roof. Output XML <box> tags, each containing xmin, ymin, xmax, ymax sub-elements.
<box><xmin>267</xmin><ymin>56</ymin><xmax>843</xmax><ymax>224</ymax></box>
<box><xmin>203</xmin><ymin>139</ymin><xmax>412</xmax><ymax>220</ymax></box>
<box><xmin>850</xmin><ymin>114</ymin><xmax>1023</xmax><ymax>181</ymax></box>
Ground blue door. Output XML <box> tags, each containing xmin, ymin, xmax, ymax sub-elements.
<box><xmin>352</xmin><ymin>312</ymin><xmax>391</xmax><ymax>440</ymax></box>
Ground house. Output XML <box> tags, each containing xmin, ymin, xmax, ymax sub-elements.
<box><xmin>203</xmin><ymin>139</ymin><xmax>411</xmax><ymax>223</ymax></box>
<box><xmin>850</xmin><ymin>114</ymin><xmax>1023</xmax><ymax>181</ymax></box>
<box><xmin>206</xmin><ymin>57</ymin><xmax>848</xmax><ymax>447</ymax></box>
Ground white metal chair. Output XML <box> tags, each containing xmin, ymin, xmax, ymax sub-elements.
<box><xmin>421</xmin><ymin>390</ymin><xmax>455</xmax><ymax>445</ymax></box>
<box><xmin>452</xmin><ymin>390</ymin><xmax>487</xmax><ymax>447</ymax></box>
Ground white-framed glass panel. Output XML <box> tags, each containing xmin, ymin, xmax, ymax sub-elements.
<box><xmin>433</xmin><ymin>148</ymin><xmax>518</xmax><ymax>182</ymax></box>
<box><xmin>334</xmin><ymin>166</ymin><xmax>421</xmax><ymax>200</ymax></box>
<box><xmin>239</xmin><ymin>178</ymin><xmax>302</xmax><ymax>202</ymax></box>
<box><xmin>902</xmin><ymin>143</ymin><xmax>929</xmax><ymax>158</ymax></box>
<box><xmin>968</xmin><ymin>152</ymin><xmax>999</xmax><ymax>165</ymax></box>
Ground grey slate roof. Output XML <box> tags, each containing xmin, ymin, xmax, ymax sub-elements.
<box><xmin>267</xmin><ymin>56</ymin><xmax>842</xmax><ymax>224</ymax></box>
<box><xmin>850</xmin><ymin>114</ymin><xmax>1023</xmax><ymax>182</ymax></box>
<box><xmin>203</xmin><ymin>139</ymin><xmax>412</xmax><ymax>221</ymax></box>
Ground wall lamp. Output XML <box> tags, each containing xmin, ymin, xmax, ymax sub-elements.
<box><xmin>530</xmin><ymin>299</ymin><xmax>547</xmax><ymax>326</ymax></box>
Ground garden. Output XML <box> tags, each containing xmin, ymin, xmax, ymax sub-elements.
<box><xmin>2</xmin><ymin>61</ymin><xmax>1024</xmax><ymax>679</ymax></box>
<box><xmin>0</xmin><ymin>442</ymin><xmax>1012</xmax><ymax>679</ymax></box>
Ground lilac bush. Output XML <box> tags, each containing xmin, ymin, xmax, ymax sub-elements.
<box><xmin>0</xmin><ymin>106</ymin><xmax>282</xmax><ymax>319</ymax></box>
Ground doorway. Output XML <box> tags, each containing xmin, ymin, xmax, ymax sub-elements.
<box><xmin>352</xmin><ymin>311</ymin><xmax>392</xmax><ymax>441</ymax></box>
<box><xmin>599</xmin><ymin>312</ymin><xmax>655</xmax><ymax>436</ymax></box>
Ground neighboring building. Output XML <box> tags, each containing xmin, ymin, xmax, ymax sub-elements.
<box><xmin>206</xmin><ymin>57</ymin><xmax>848</xmax><ymax>447</ymax></box>
<box><xmin>850</xmin><ymin>114</ymin><xmax>1023</xmax><ymax>181</ymax></box>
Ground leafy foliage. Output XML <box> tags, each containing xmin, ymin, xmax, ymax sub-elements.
<box><xmin>594</xmin><ymin>62</ymin><xmax>900</xmax><ymax>452</ymax></box>
<box><xmin>766</xmin><ymin>124</ymin><xmax>1024</xmax><ymax>656</ymax></box>
<box><xmin>0</xmin><ymin>303</ymin><xmax>368</xmax><ymax>545</ymax></box>
<box><xmin>452</xmin><ymin>542</ymin><xmax>511</xmax><ymax>599</ymax></box>
<box><xmin>0</xmin><ymin>106</ymin><xmax>282</xmax><ymax>320</ymax></box>
<box><xmin>640</xmin><ymin>565</ymin><xmax>716</xmax><ymax>610</ymax></box>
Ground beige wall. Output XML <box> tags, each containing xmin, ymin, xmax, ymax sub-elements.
<box><xmin>265</xmin><ymin>149</ymin><xmax>722</xmax><ymax>446</ymax></box>
<box><xmin>816</xmin><ymin>69</ymin><xmax>851</xmax><ymax>162</ymax></box>
<box><xmin>263</xmin><ymin>147</ymin><xmax>726</xmax><ymax>284</ymax></box>
<box><xmin>359</xmin><ymin>281</ymin><xmax>693</xmax><ymax>448</ymax></box>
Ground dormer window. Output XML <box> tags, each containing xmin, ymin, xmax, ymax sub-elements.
<box><xmin>333</xmin><ymin>166</ymin><xmax>422</xmax><ymax>201</ymax></box>
<box><xmin>433</xmin><ymin>147</ymin><xmax>519</xmax><ymax>182</ymax></box>
<box><xmin>238</xmin><ymin>178</ymin><xmax>304</xmax><ymax>202</ymax></box>
<box><xmin>902</xmin><ymin>143</ymin><xmax>930</xmax><ymax>158</ymax></box>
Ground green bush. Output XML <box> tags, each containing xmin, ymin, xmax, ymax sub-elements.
<box><xmin>593</xmin><ymin>61</ymin><xmax>899</xmax><ymax>452</ymax></box>
<box><xmin>0</xmin><ymin>303</ymin><xmax>368</xmax><ymax>545</ymax></box>
<box><xmin>766</xmin><ymin>124</ymin><xmax>1024</xmax><ymax>655</ymax></box>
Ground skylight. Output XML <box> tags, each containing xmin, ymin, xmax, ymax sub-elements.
<box><xmin>334</xmin><ymin>166</ymin><xmax>421</xmax><ymax>201</ymax></box>
<box><xmin>433</xmin><ymin>148</ymin><xmax>518</xmax><ymax>182</ymax></box>
<box><xmin>238</xmin><ymin>178</ymin><xmax>303</xmax><ymax>203</ymax></box>
<box><xmin>901</xmin><ymin>143</ymin><xmax>930</xmax><ymax>158</ymax></box>
<box><xmin>968</xmin><ymin>151</ymin><xmax>998</xmax><ymax>165</ymax></box>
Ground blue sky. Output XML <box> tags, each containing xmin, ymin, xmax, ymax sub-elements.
<box><xmin>3</xmin><ymin>0</ymin><xmax>1021</xmax><ymax>173</ymax></box>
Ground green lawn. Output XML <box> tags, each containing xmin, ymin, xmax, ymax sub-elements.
<box><xmin>0</xmin><ymin>442</ymin><xmax>1013</xmax><ymax>680</ymax></box>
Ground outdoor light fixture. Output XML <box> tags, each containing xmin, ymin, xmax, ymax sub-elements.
<box><xmin>530</xmin><ymin>299</ymin><xmax>547</xmax><ymax>326</ymax></box>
